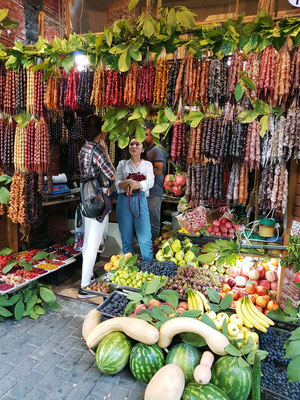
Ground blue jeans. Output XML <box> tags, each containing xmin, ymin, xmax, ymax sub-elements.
<box><xmin>147</xmin><ymin>196</ymin><xmax>162</xmax><ymax>240</ymax></box>
<box><xmin>116</xmin><ymin>192</ymin><xmax>153</xmax><ymax>261</ymax></box>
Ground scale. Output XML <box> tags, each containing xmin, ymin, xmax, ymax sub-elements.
<box><xmin>44</xmin><ymin>183</ymin><xmax>71</xmax><ymax>195</ymax></box>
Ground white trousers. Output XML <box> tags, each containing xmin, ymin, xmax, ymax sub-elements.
<box><xmin>81</xmin><ymin>214</ymin><xmax>108</xmax><ymax>287</ymax></box>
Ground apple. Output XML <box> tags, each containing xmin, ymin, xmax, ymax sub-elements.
<box><xmin>235</xmin><ymin>276</ymin><xmax>247</xmax><ymax>287</ymax></box>
<box><xmin>148</xmin><ymin>299</ymin><xmax>161</xmax><ymax>308</ymax></box>
<box><xmin>229</xmin><ymin>314</ymin><xmax>243</xmax><ymax>328</ymax></box>
<box><xmin>205</xmin><ymin>311</ymin><xmax>217</xmax><ymax>320</ymax></box>
<box><xmin>267</xmin><ymin>300</ymin><xmax>279</xmax><ymax>310</ymax></box>
<box><xmin>224</xmin><ymin>277</ymin><xmax>236</xmax><ymax>288</ymax></box>
<box><xmin>248</xmin><ymin>280</ymin><xmax>259</xmax><ymax>286</ymax></box>
<box><xmin>227</xmin><ymin>322</ymin><xmax>240</xmax><ymax>337</ymax></box>
<box><xmin>244</xmin><ymin>331</ymin><xmax>259</xmax><ymax>344</ymax></box>
<box><xmin>222</xmin><ymin>283</ymin><xmax>231</xmax><ymax>293</ymax></box>
<box><xmin>266</xmin><ymin>270</ymin><xmax>278</xmax><ymax>282</ymax></box>
<box><xmin>257</xmin><ymin>265</ymin><xmax>266</xmax><ymax>279</ymax></box>
<box><xmin>217</xmin><ymin>312</ymin><xmax>229</xmax><ymax>322</ymax></box>
<box><xmin>228</xmin><ymin>266</ymin><xmax>241</xmax><ymax>278</ymax></box>
<box><xmin>241</xmin><ymin>264</ymin><xmax>250</xmax><ymax>277</ymax></box>
<box><xmin>178</xmin><ymin>302</ymin><xmax>188</xmax><ymax>310</ymax></box>
<box><xmin>248</xmin><ymin>295</ymin><xmax>256</xmax><ymax>304</ymax></box>
<box><xmin>256</xmin><ymin>296</ymin><xmax>268</xmax><ymax>308</ymax></box>
<box><xmin>271</xmin><ymin>281</ymin><xmax>278</xmax><ymax>291</ymax></box>
<box><xmin>256</xmin><ymin>285</ymin><xmax>267</xmax><ymax>296</ymax></box>
<box><xmin>263</xmin><ymin>295</ymin><xmax>271</xmax><ymax>303</ymax></box>
<box><xmin>232</xmin><ymin>288</ymin><xmax>241</xmax><ymax>301</ymax></box>
<box><xmin>246</xmin><ymin>283</ymin><xmax>256</xmax><ymax>294</ymax></box>
<box><xmin>259</xmin><ymin>280</ymin><xmax>271</xmax><ymax>290</ymax></box>
<box><xmin>177</xmin><ymin>307</ymin><xmax>186</xmax><ymax>316</ymax></box>
<box><xmin>294</xmin><ymin>272</ymin><xmax>300</xmax><ymax>283</ymax></box>
<box><xmin>135</xmin><ymin>304</ymin><xmax>147</xmax><ymax>315</ymax></box>
<box><xmin>248</xmin><ymin>269</ymin><xmax>260</xmax><ymax>280</ymax></box>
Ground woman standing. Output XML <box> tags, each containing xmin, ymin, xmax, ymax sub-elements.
<box><xmin>78</xmin><ymin>115</ymin><xmax>115</xmax><ymax>298</ymax></box>
<box><xmin>116</xmin><ymin>139</ymin><xmax>154</xmax><ymax>261</ymax></box>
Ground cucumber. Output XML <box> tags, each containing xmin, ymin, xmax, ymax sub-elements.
<box><xmin>252</xmin><ymin>352</ymin><xmax>261</xmax><ymax>400</ymax></box>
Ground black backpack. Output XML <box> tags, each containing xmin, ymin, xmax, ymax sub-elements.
<box><xmin>80</xmin><ymin>146</ymin><xmax>106</xmax><ymax>219</ymax></box>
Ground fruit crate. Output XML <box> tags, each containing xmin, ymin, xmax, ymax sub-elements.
<box><xmin>84</xmin><ymin>273</ymin><xmax>114</xmax><ymax>297</ymax></box>
<box><xmin>261</xmin><ymin>388</ymin><xmax>289</xmax><ymax>400</ymax></box>
<box><xmin>97</xmin><ymin>291</ymin><xmax>129</xmax><ymax>319</ymax></box>
<box><xmin>110</xmin><ymin>283</ymin><xmax>139</xmax><ymax>292</ymax></box>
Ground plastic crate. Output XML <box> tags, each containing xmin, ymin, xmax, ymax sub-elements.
<box><xmin>97</xmin><ymin>291</ymin><xmax>129</xmax><ymax>319</ymax></box>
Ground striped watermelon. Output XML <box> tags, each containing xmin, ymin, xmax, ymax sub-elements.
<box><xmin>95</xmin><ymin>332</ymin><xmax>132</xmax><ymax>375</ymax></box>
<box><xmin>211</xmin><ymin>356</ymin><xmax>252</xmax><ymax>400</ymax></box>
<box><xmin>183</xmin><ymin>382</ymin><xmax>230</xmax><ymax>400</ymax></box>
<box><xmin>130</xmin><ymin>343</ymin><xmax>165</xmax><ymax>383</ymax></box>
<box><xmin>166</xmin><ymin>343</ymin><xmax>201</xmax><ymax>383</ymax></box>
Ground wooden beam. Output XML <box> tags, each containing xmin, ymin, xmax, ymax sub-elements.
<box><xmin>6</xmin><ymin>216</ymin><xmax>18</xmax><ymax>254</ymax></box>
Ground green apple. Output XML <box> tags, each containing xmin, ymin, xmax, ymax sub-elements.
<box><xmin>240</xmin><ymin>326</ymin><xmax>249</xmax><ymax>333</ymax></box>
<box><xmin>215</xmin><ymin>319</ymin><xmax>224</xmax><ymax>330</ymax></box>
<box><xmin>236</xmin><ymin>331</ymin><xmax>245</xmax><ymax>347</ymax></box>
<box><xmin>229</xmin><ymin>314</ymin><xmax>243</xmax><ymax>328</ymax></box>
<box><xmin>227</xmin><ymin>322</ymin><xmax>240</xmax><ymax>337</ymax></box>
<box><xmin>244</xmin><ymin>331</ymin><xmax>259</xmax><ymax>344</ymax></box>
<box><xmin>205</xmin><ymin>311</ymin><xmax>217</xmax><ymax>321</ymax></box>
<box><xmin>216</xmin><ymin>312</ymin><xmax>229</xmax><ymax>322</ymax></box>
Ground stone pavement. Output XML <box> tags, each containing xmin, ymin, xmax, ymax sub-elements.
<box><xmin>0</xmin><ymin>297</ymin><xmax>146</xmax><ymax>400</ymax></box>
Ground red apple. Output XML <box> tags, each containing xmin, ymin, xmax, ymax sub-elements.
<box><xmin>249</xmin><ymin>269</ymin><xmax>260</xmax><ymax>280</ymax></box>
<box><xmin>257</xmin><ymin>265</ymin><xmax>266</xmax><ymax>279</ymax></box>
<box><xmin>231</xmin><ymin>288</ymin><xmax>241</xmax><ymax>300</ymax></box>
<box><xmin>246</xmin><ymin>283</ymin><xmax>256</xmax><ymax>294</ymax></box>
<box><xmin>224</xmin><ymin>277</ymin><xmax>236</xmax><ymax>288</ymax></box>
<box><xmin>256</xmin><ymin>296</ymin><xmax>268</xmax><ymax>308</ymax></box>
<box><xmin>266</xmin><ymin>270</ymin><xmax>278</xmax><ymax>282</ymax></box>
<box><xmin>228</xmin><ymin>267</ymin><xmax>241</xmax><ymax>278</ymax></box>
<box><xmin>256</xmin><ymin>286</ymin><xmax>267</xmax><ymax>296</ymax></box>
<box><xmin>222</xmin><ymin>283</ymin><xmax>231</xmax><ymax>293</ymax></box>
<box><xmin>248</xmin><ymin>280</ymin><xmax>259</xmax><ymax>286</ymax></box>
<box><xmin>135</xmin><ymin>304</ymin><xmax>147</xmax><ymax>315</ymax></box>
<box><xmin>294</xmin><ymin>272</ymin><xmax>300</xmax><ymax>283</ymax></box>
<box><xmin>271</xmin><ymin>281</ymin><xmax>278</xmax><ymax>291</ymax></box>
<box><xmin>267</xmin><ymin>300</ymin><xmax>279</xmax><ymax>310</ymax></box>
<box><xmin>259</xmin><ymin>280</ymin><xmax>271</xmax><ymax>290</ymax></box>
<box><xmin>178</xmin><ymin>302</ymin><xmax>188</xmax><ymax>310</ymax></box>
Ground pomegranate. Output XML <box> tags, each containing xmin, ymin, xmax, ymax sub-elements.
<box><xmin>174</xmin><ymin>174</ymin><xmax>186</xmax><ymax>187</ymax></box>
<box><xmin>294</xmin><ymin>272</ymin><xmax>300</xmax><ymax>283</ymax></box>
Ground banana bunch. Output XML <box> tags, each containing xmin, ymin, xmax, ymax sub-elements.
<box><xmin>236</xmin><ymin>296</ymin><xmax>274</xmax><ymax>333</ymax></box>
<box><xmin>187</xmin><ymin>289</ymin><xmax>211</xmax><ymax>314</ymax></box>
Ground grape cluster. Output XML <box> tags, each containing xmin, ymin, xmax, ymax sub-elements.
<box><xmin>164</xmin><ymin>265</ymin><xmax>223</xmax><ymax>299</ymax></box>
<box><xmin>100</xmin><ymin>293</ymin><xmax>129</xmax><ymax>317</ymax></box>
<box><xmin>259</xmin><ymin>328</ymin><xmax>300</xmax><ymax>400</ymax></box>
<box><xmin>139</xmin><ymin>260</ymin><xmax>178</xmax><ymax>277</ymax></box>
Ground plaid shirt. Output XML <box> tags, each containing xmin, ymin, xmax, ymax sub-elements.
<box><xmin>79</xmin><ymin>141</ymin><xmax>114</xmax><ymax>187</ymax></box>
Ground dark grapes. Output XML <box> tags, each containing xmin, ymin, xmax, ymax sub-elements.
<box><xmin>259</xmin><ymin>328</ymin><xmax>300</xmax><ymax>400</ymax></box>
<box><xmin>100</xmin><ymin>292</ymin><xmax>129</xmax><ymax>317</ymax></box>
<box><xmin>139</xmin><ymin>260</ymin><xmax>178</xmax><ymax>277</ymax></box>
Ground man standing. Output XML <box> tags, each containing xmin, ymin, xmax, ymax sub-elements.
<box><xmin>144</xmin><ymin>121</ymin><xmax>166</xmax><ymax>240</ymax></box>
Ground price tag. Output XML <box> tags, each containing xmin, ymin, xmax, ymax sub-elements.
<box><xmin>288</xmin><ymin>0</ymin><xmax>300</xmax><ymax>7</ymax></box>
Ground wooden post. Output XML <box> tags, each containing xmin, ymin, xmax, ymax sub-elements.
<box><xmin>6</xmin><ymin>216</ymin><xmax>18</xmax><ymax>254</ymax></box>
<box><xmin>235</xmin><ymin>0</ymin><xmax>239</xmax><ymax>17</ymax></box>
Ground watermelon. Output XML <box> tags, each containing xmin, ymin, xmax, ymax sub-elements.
<box><xmin>130</xmin><ymin>343</ymin><xmax>165</xmax><ymax>383</ymax></box>
<box><xmin>183</xmin><ymin>382</ymin><xmax>230</xmax><ymax>400</ymax></box>
<box><xmin>211</xmin><ymin>356</ymin><xmax>252</xmax><ymax>400</ymax></box>
<box><xmin>165</xmin><ymin>343</ymin><xmax>201</xmax><ymax>383</ymax></box>
<box><xmin>95</xmin><ymin>332</ymin><xmax>132</xmax><ymax>375</ymax></box>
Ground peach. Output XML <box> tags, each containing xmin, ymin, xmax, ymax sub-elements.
<box><xmin>135</xmin><ymin>304</ymin><xmax>147</xmax><ymax>315</ymax></box>
<box><xmin>270</xmin><ymin>258</ymin><xmax>278</xmax><ymax>267</ymax></box>
<box><xmin>259</xmin><ymin>280</ymin><xmax>271</xmax><ymax>290</ymax></box>
<box><xmin>257</xmin><ymin>265</ymin><xmax>266</xmax><ymax>279</ymax></box>
<box><xmin>177</xmin><ymin>307</ymin><xmax>186</xmax><ymax>316</ymax></box>
<box><xmin>256</xmin><ymin>286</ymin><xmax>267</xmax><ymax>296</ymax></box>
<box><xmin>249</xmin><ymin>295</ymin><xmax>256</xmax><ymax>304</ymax></box>
<box><xmin>271</xmin><ymin>281</ymin><xmax>278</xmax><ymax>291</ymax></box>
<box><xmin>246</xmin><ymin>284</ymin><xmax>256</xmax><ymax>294</ymax></box>
<box><xmin>267</xmin><ymin>300</ymin><xmax>279</xmax><ymax>310</ymax></box>
<box><xmin>248</xmin><ymin>269</ymin><xmax>260</xmax><ymax>280</ymax></box>
<box><xmin>266</xmin><ymin>270</ymin><xmax>278</xmax><ymax>282</ymax></box>
<box><xmin>148</xmin><ymin>299</ymin><xmax>161</xmax><ymax>308</ymax></box>
<box><xmin>232</xmin><ymin>288</ymin><xmax>241</xmax><ymax>301</ymax></box>
<box><xmin>256</xmin><ymin>306</ymin><xmax>263</xmax><ymax>312</ymax></box>
<box><xmin>256</xmin><ymin>296</ymin><xmax>268</xmax><ymax>308</ymax></box>
<box><xmin>263</xmin><ymin>295</ymin><xmax>271</xmax><ymax>303</ymax></box>
<box><xmin>178</xmin><ymin>302</ymin><xmax>188</xmax><ymax>310</ymax></box>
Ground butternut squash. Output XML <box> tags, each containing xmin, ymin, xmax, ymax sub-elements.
<box><xmin>82</xmin><ymin>309</ymin><xmax>101</xmax><ymax>343</ymax></box>
<box><xmin>193</xmin><ymin>351</ymin><xmax>214</xmax><ymax>384</ymax></box>
<box><xmin>158</xmin><ymin>318</ymin><xmax>229</xmax><ymax>355</ymax></box>
<box><xmin>144</xmin><ymin>364</ymin><xmax>185</xmax><ymax>400</ymax></box>
<box><xmin>86</xmin><ymin>317</ymin><xmax>159</xmax><ymax>349</ymax></box>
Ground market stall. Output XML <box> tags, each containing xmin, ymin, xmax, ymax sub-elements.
<box><xmin>0</xmin><ymin>1</ymin><xmax>299</xmax><ymax>399</ymax></box>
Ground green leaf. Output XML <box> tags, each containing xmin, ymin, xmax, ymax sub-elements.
<box><xmin>225</xmin><ymin>344</ymin><xmax>242</xmax><ymax>357</ymax></box>
<box><xmin>150</xmin><ymin>306</ymin><xmax>169</xmax><ymax>322</ymax></box>
<box><xmin>259</xmin><ymin>115</ymin><xmax>269</xmax><ymax>138</ymax></box>
<box><xmin>209</xmin><ymin>303</ymin><xmax>220</xmax><ymax>313</ymax></box>
<box><xmin>0</xmin><ymin>174</ymin><xmax>11</xmax><ymax>185</ymax></box>
<box><xmin>176</xmin><ymin>10</ymin><xmax>195</xmax><ymax>29</ymax></box>
<box><xmin>128</xmin><ymin>0</ymin><xmax>138</xmax><ymax>11</ymax></box>
<box><xmin>29</xmin><ymin>310</ymin><xmax>39</xmax><ymax>320</ymax></box>
<box><xmin>222</xmin><ymin>318</ymin><xmax>228</xmax><ymax>338</ymax></box>
<box><xmin>2</xmin><ymin>260</ymin><xmax>19</xmax><ymax>274</ymax></box>
<box><xmin>200</xmin><ymin>313</ymin><xmax>218</xmax><ymax>330</ymax></box>
<box><xmin>14</xmin><ymin>300</ymin><xmax>25</xmax><ymax>320</ymax></box>
<box><xmin>136</xmin><ymin>311</ymin><xmax>153</xmax><ymax>322</ymax></box>
<box><xmin>34</xmin><ymin>305</ymin><xmax>46</xmax><ymax>315</ymax></box>
<box><xmin>0</xmin><ymin>247</ymin><xmax>12</xmax><ymax>255</ymax></box>
<box><xmin>145</xmin><ymin>278</ymin><xmax>163</xmax><ymax>295</ymax></box>
<box><xmin>160</xmin><ymin>305</ymin><xmax>175</xmax><ymax>315</ymax></box>
<box><xmin>135</xmin><ymin>124</ymin><xmax>145</xmax><ymax>142</ymax></box>
<box><xmin>39</xmin><ymin>287</ymin><xmax>56</xmax><ymax>304</ymax></box>
<box><xmin>143</xmin><ymin>19</ymin><xmax>155</xmax><ymax>38</ymax></box>
<box><xmin>285</xmin><ymin>340</ymin><xmax>300</xmax><ymax>359</ymax></box>
<box><xmin>165</xmin><ymin>108</ymin><xmax>176</xmax><ymax>123</ymax></box>
<box><xmin>158</xmin><ymin>290</ymin><xmax>179</xmax><ymax>309</ymax></box>
<box><xmin>221</xmin><ymin>41</ymin><xmax>231</xmax><ymax>55</ymax></box>
<box><xmin>127</xmin><ymin>292</ymin><xmax>143</xmax><ymax>302</ymax></box>
<box><xmin>239</xmin><ymin>110</ymin><xmax>259</xmax><ymax>124</ymax></box>
<box><xmin>190</xmin><ymin>117</ymin><xmax>203</xmax><ymax>128</ymax></box>
<box><xmin>0</xmin><ymin>186</ymin><xmax>10</xmax><ymax>205</ymax></box>
<box><xmin>124</xmin><ymin>300</ymin><xmax>137</xmax><ymax>315</ymax></box>
<box><xmin>118</xmin><ymin>50</ymin><xmax>131</xmax><ymax>72</ymax></box>
<box><xmin>181</xmin><ymin>332</ymin><xmax>207</xmax><ymax>347</ymax></box>
<box><xmin>62</xmin><ymin>55</ymin><xmax>74</xmax><ymax>72</ymax></box>
<box><xmin>129</xmin><ymin>48</ymin><xmax>142</xmax><ymax>62</ymax></box>
<box><xmin>26</xmin><ymin>294</ymin><xmax>38</xmax><ymax>311</ymax></box>
<box><xmin>235</xmin><ymin>81</ymin><xmax>244</xmax><ymax>102</ymax></box>
<box><xmin>240</xmin><ymin>337</ymin><xmax>255</xmax><ymax>355</ymax></box>
<box><xmin>0</xmin><ymin>306</ymin><xmax>13</xmax><ymax>317</ymax></box>
<box><xmin>0</xmin><ymin>9</ymin><xmax>9</xmax><ymax>22</ymax></box>
<box><xmin>118</xmin><ymin>135</ymin><xmax>129</xmax><ymax>149</ymax></box>
<box><xmin>33</xmin><ymin>251</ymin><xmax>49</xmax><ymax>261</ymax></box>
<box><xmin>0</xmin><ymin>297</ymin><xmax>12</xmax><ymax>306</ymax></box>
<box><xmin>242</xmin><ymin>76</ymin><xmax>256</xmax><ymax>91</ymax></box>
<box><xmin>1</xmin><ymin>17</ymin><xmax>18</xmax><ymax>30</ymax></box>
<box><xmin>179</xmin><ymin>310</ymin><xmax>202</xmax><ymax>318</ymax></box>
<box><xmin>197</xmin><ymin>253</ymin><xmax>216</xmax><ymax>265</ymax></box>
<box><xmin>220</xmin><ymin>294</ymin><xmax>234</xmax><ymax>310</ymax></box>
<box><xmin>289</xmin><ymin>327</ymin><xmax>300</xmax><ymax>341</ymax></box>
<box><xmin>152</xmin><ymin>123</ymin><xmax>169</xmax><ymax>134</ymax></box>
<box><xmin>206</xmin><ymin>288</ymin><xmax>221</xmax><ymax>303</ymax></box>
<box><xmin>287</xmin><ymin>356</ymin><xmax>300</xmax><ymax>382</ymax></box>
<box><xmin>8</xmin><ymin>294</ymin><xmax>19</xmax><ymax>306</ymax></box>
<box><xmin>238</xmin><ymin>357</ymin><xmax>250</xmax><ymax>368</ymax></box>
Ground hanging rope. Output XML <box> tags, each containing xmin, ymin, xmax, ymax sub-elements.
<box><xmin>64</xmin><ymin>0</ymin><xmax>74</xmax><ymax>37</ymax></box>
<box><xmin>38</xmin><ymin>11</ymin><xmax>45</xmax><ymax>38</ymax></box>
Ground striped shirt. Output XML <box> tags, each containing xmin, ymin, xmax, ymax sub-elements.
<box><xmin>78</xmin><ymin>141</ymin><xmax>114</xmax><ymax>187</ymax></box>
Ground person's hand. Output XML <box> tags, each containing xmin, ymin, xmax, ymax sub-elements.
<box><xmin>126</xmin><ymin>185</ymin><xmax>132</xmax><ymax>196</ymax></box>
<box><xmin>99</xmin><ymin>138</ymin><xmax>108</xmax><ymax>153</ymax></box>
<box><xmin>128</xmin><ymin>179</ymin><xmax>140</xmax><ymax>190</ymax></box>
